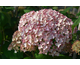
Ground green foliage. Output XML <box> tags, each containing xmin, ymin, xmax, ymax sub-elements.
<box><xmin>55</xmin><ymin>54</ymin><xmax>72</xmax><ymax>59</ymax></box>
<box><xmin>60</xmin><ymin>7</ymin><xmax>72</xmax><ymax>14</ymax></box>
<box><xmin>24</xmin><ymin>57</ymin><xmax>31</xmax><ymax>59</ymax></box>
<box><xmin>76</xmin><ymin>12</ymin><xmax>80</xmax><ymax>16</ymax></box>
<box><xmin>0</xmin><ymin>32</ymin><xmax>2</xmax><ymax>43</ymax></box>
<box><xmin>53</xmin><ymin>54</ymin><xmax>72</xmax><ymax>59</ymax></box>
<box><xmin>72</xmin><ymin>16</ymin><xmax>80</xmax><ymax>32</ymax></box>
<box><xmin>52</xmin><ymin>6</ymin><xmax>58</xmax><ymax>10</ymax></box>
<box><xmin>0</xmin><ymin>12</ymin><xmax>11</xmax><ymax>28</ymax></box>
<box><xmin>35</xmin><ymin>53</ymin><xmax>53</xmax><ymax>59</ymax></box>
<box><xmin>5</xmin><ymin>6</ymin><xmax>14</xmax><ymax>10</ymax></box>
<box><xmin>24</xmin><ymin>9</ymin><xmax>31</xmax><ymax>13</ymax></box>
<box><xmin>2</xmin><ymin>41</ymin><xmax>23</xmax><ymax>59</ymax></box>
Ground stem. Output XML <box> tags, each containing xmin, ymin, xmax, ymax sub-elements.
<box><xmin>13</xmin><ymin>6</ymin><xmax>18</xmax><ymax>17</ymax></box>
<box><xmin>0</xmin><ymin>28</ymin><xmax>4</xmax><ymax>52</ymax></box>
<box><xmin>38</xmin><ymin>6</ymin><xmax>42</xmax><ymax>10</ymax></box>
<box><xmin>78</xmin><ymin>6</ymin><xmax>80</xmax><ymax>13</ymax></box>
<box><xmin>15</xmin><ymin>6</ymin><xmax>19</xmax><ymax>17</ymax></box>
<box><xmin>73</xmin><ymin>52</ymin><xmax>77</xmax><ymax>59</ymax></box>
<box><xmin>72</xmin><ymin>7</ymin><xmax>75</xmax><ymax>14</ymax></box>
<box><xmin>64</xmin><ymin>6</ymin><xmax>66</xmax><ymax>9</ymax></box>
<box><xmin>32</xmin><ymin>51</ymin><xmax>35</xmax><ymax>59</ymax></box>
<box><xmin>24</xmin><ymin>52</ymin><xmax>32</xmax><ymax>59</ymax></box>
<box><xmin>78</xmin><ymin>23</ymin><xmax>80</xmax><ymax>30</ymax></box>
<box><xmin>3</xmin><ymin>39</ymin><xmax>9</xmax><ymax>42</ymax></box>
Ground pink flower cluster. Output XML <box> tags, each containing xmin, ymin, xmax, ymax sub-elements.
<box><xmin>8</xmin><ymin>9</ymin><xmax>74</xmax><ymax>56</ymax></box>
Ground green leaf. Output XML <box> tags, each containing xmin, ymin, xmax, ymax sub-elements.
<box><xmin>59</xmin><ymin>54</ymin><xmax>65</xmax><ymax>56</ymax></box>
<box><xmin>72</xmin><ymin>16</ymin><xmax>80</xmax><ymax>32</ymax></box>
<box><xmin>53</xmin><ymin>56</ymin><xmax>72</xmax><ymax>59</ymax></box>
<box><xmin>76</xmin><ymin>12</ymin><xmax>80</xmax><ymax>16</ymax></box>
<box><xmin>2</xmin><ymin>41</ymin><xmax>23</xmax><ymax>59</ymax></box>
<box><xmin>24</xmin><ymin>57</ymin><xmax>31</xmax><ymax>59</ymax></box>
<box><xmin>5</xmin><ymin>6</ymin><xmax>14</xmax><ymax>10</ymax></box>
<box><xmin>35</xmin><ymin>53</ymin><xmax>53</xmax><ymax>59</ymax></box>
<box><xmin>0</xmin><ymin>12</ymin><xmax>11</xmax><ymax>27</ymax></box>
<box><xmin>77</xmin><ymin>55</ymin><xmax>80</xmax><ymax>59</ymax></box>
<box><xmin>0</xmin><ymin>32</ymin><xmax>3</xmax><ymax>44</ymax></box>
<box><xmin>1</xmin><ymin>54</ymin><xmax>9</xmax><ymax>59</ymax></box>
<box><xmin>60</xmin><ymin>7</ymin><xmax>72</xmax><ymax>14</ymax></box>
<box><xmin>52</xmin><ymin>6</ymin><xmax>58</xmax><ymax>10</ymax></box>
<box><xmin>3</xmin><ymin>12</ymin><xmax>11</xmax><ymax>26</ymax></box>
<box><xmin>41</xmin><ymin>6</ymin><xmax>48</xmax><ymax>9</ymax></box>
<box><xmin>24</xmin><ymin>10</ymin><xmax>31</xmax><ymax>13</ymax></box>
<box><xmin>74</xmin><ymin>6</ymin><xmax>79</xmax><ymax>9</ymax></box>
<box><xmin>52</xmin><ymin>54</ymin><xmax>72</xmax><ymax>59</ymax></box>
<box><xmin>64</xmin><ymin>7</ymin><xmax>72</xmax><ymax>12</ymax></box>
<box><xmin>77</xmin><ymin>30</ymin><xmax>80</xmax><ymax>35</ymax></box>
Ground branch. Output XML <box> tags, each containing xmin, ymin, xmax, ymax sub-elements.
<box><xmin>72</xmin><ymin>7</ymin><xmax>75</xmax><ymax>14</ymax></box>
<box><xmin>78</xmin><ymin>6</ymin><xmax>80</xmax><ymax>13</ymax></box>
<box><xmin>24</xmin><ymin>52</ymin><xmax>32</xmax><ymax>59</ymax></box>
<box><xmin>73</xmin><ymin>52</ymin><xmax>77</xmax><ymax>59</ymax></box>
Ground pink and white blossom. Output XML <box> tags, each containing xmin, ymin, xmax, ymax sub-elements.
<box><xmin>8</xmin><ymin>9</ymin><xmax>76</xmax><ymax>56</ymax></box>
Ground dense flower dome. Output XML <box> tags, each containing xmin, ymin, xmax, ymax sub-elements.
<box><xmin>8</xmin><ymin>9</ymin><xmax>75</xmax><ymax>56</ymax></box>
<box><xmin>72</xmin><ymin>40</ymin><xmax>80</xmax><ymax>55</ymax></box>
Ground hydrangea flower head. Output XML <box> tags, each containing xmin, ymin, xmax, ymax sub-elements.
<box><xmin>8</xmin><ymin>9</ymin><xmax>75</xmax><ymax>56</ymax></box>
<box><xmin>72</xmin><ymin>40</ymin><xmax>80</xmax><ymax>55</ymax></box>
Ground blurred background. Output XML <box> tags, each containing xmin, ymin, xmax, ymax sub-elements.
<box><xmin>0</xmin><ymin>6</ymin><xmax>80</xmax><ymax>59</ymax></box>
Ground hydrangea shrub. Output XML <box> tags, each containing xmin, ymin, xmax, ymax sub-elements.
<box><xmin>8</xmin><ymin>9</ymin><xmax>76</xmax><ymax>56</ymax></box>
